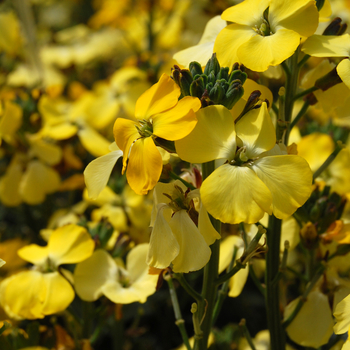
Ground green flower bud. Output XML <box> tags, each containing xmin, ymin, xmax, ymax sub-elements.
<box><xmin>229</xmin><ymin>69</ymin><xmax>248</xmax><ymax>85</ymax></box>
<box><xmin>190</xmin><ymin>77</ymin><xmax>205</xmax><ymax>99</ymax></box>
<box><xmin>189</xmin><ymin>61</ymin><xmax>203</xmax><ymax>77</ymax></box>
<box><xmin>216</xmin><ymin>67</ymin><xmax>229</xmax><ymax>81</ymax></box>
<box><xmin>204</xmin><ymin>53</ymin><xmax>220</xmax><ymax>76</ymax></box>
<box><xmin>223</xmin><ymin>84</ymin><xmax>244</xmax><ymax>110</ymax></box>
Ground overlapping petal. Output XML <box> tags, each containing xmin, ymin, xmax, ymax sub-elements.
<box><xmin>135</xmin><ymin>73</ymin><xmax>180</xmax><ymax>120</ymax></box>
<box><xmin>152</xmin><ymin>96</ymin><xmax>200</xmax><ymax>140</ymax></box>
<box><xmin>175</xmin><ymin>105</ymin><xmax>236</xmax><ymax>163</ymax></box>
<box><xmin>337</xmin><ymin>59</ymin><xmax>350</xmax><ymax>90</ymax></box>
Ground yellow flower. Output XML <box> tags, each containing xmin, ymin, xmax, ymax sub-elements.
<box><xmin>113</xmin><ymin>73</ymin><xmax>201</xmax><ymax>195</ymax></box>
<box><xmin>0</xmin><ymin>224</ymin><xmax>95</xmax><ymax>319</ymax></box>
<box><xmin>214</xmin><ymin>0</ymin><xmax>319</xmax><ymax>72</ymax></box>
<box><xmin>302</xmin><ymin>34</ymin><xmax>350</xmax><ymax>89</ymax></box>
<box><xmin>146</xmin><ymin>180</ymin><xmax>220</xmax><ymax>273</ymax></box>
<box><xmin>74</xmin><ymin>244</ymin><xmax>158</xmax><ymax>304</ymax></box>
<box><xmin>176</xmin><ymin>104</ymin><xmax>313</xmax><ymax>224</ymax></box>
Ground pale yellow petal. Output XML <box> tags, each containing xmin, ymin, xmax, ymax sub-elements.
<box><xmin>147</xmin><ymin>204</ymin><xmax>180</xmax><ymax>269</ymax></box>
<box><xmin>236</xmin><ymin>102</ymin><xmax>275</xmax><ymax>158</ymax></box>
<box><xmin>302</xmin><ymin>35</ymin><xmax>350</xmax><ymax>58</ymax></box>
<box><xmin>269</xmin><ymin>0</ymin><xmax>319</xmax><ymax>37</ymax></box>
<box><xmin>19</xmin><ymin>161</ymin><xmax>61</xmax><ymax>205</ymax></box>
<box><xmin>78</xmin><ymin>125</ymin><xmax>111</xmax><ymax>157</ymax></box>
<box><xmin>74</xmin><ymin>249</ymin><xmax>117</xmax><ymax>301</ymax></box>
<box><xmin>237</xmin><ymin>29</ymin><xmax>300</xmax><ymax>72</ymax></box>
<box><xmin>41</xmin><ymin>272</ymin><xmax>75</xmax><ymax>315</ymax></box>
<box><xmin>337</xmin><ymin>59</ymin><xmax>350</xmax><ymax>90</ymax></box>
<box><xmin>228</xmin><ymin>263</ymin><xmax>249</xmax><ymax>298</ymax></box>
<box><xmin>17</xmin><ymin>245</ymin><xmax>49</xmax><ymax>266</ymax></box>
<box><xmin>219</xmin><ymin>235</ymin><xmax>244</xmax><ymax>273</ymax></box>
<box><xmin>222</xmin><ymin>0</ymin><xmax>269</xmax><ymax>26</ymax></box>
<box><xmin>84</xmin><ymin>150</ymin><xmax>123</xmax><ymax>199</ymax></box>
<box><xmin>28</xmin><ymin>138</ymin><xmax>62</xmax><ymax>166</ymax></box>
<box><xmin>0</xmin><ymin>157</ymin><xmax>23</xmax><ymax>206</ymax></box>
<box><xmin>91</xmin><ymin>204</ymin><xmax>128</xmax><ymax>231</ymax></box>
<box><xmin>170</xmin><ymin>210</ymin><xmax>211</xmax><ymax>273</ymax></box>
<box><xmin>201</xmin><ymin>164</ymin><xmax>272</xmax><ymax>224</ymax></box>
<box><xmin>334</xmin><ymin>294</ymin><xmax>350</xmax><ymax>334</ymax></box>
<box><xmin>198</xmin><ymin>201</ymin><xmax>221</xmax><ymax>245</ymax></box>
<box><xmin>175</xmin><ymin>105</ymin><xmax>236</xmax><ymax>163</ymax></box>
<box><xmin>251</xmin><ymin>155</ymin><xmax>312</xmax><ymax>219</ymax></box>
<box><xmin>214</xmin><ymin>24</ymin><xmax>255</xmax><ymax>69</ymax></box>
<box><xmin>0</xmin><ymin>101</ymin><xmax>22</xmax><ymax>141</ymax></box>
<box><xmin>284</xmin><ymin>291</ymin><xmax>333</xmax><ymax>348</ymax></box>
<box><xmin>48</xmin><ymin>224</ymin><xmax>94</xmax><ymax>265</ymax></box>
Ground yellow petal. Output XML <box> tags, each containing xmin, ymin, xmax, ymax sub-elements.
<box><xmin>28</xmin><ymin>137</ymin><xmax>62</xmax><ymax>166</ymax></box>
<box><xmin>222</xmin><ymin>0</ymin><xmax>269</xmax><ymax>26</ymax></box>
<box><xmin>219</xmin><ymin>235</ymin><xmax>244</xmax><ymax>273</ymax></box>
<box><xmin>269</xmin><ymin>0</ymin><xmax>319</xmax><ymax>37</ymax></box>
<box><xmin>78</xmin><ymin>125</ymin><xmax>111</xmax><ymax>157</ymax></box>
<box><xmin>228</xmin><ymin>263</ymin><xmax>249</xmax><ymax>298</ymax></box>
<box><xmin>214</xmin><ymin>24</ymin><xmax>255</xmax><ymax>69</ymax></box>
<box><xmin>135</xmin><ymin>74</ymin><xmax>180</xmax><ymax>120</ymax></box>
<box><xmin>0</xmin><ymin>101</ymin><xmax>22</xmax><ymax>142</ymax></box>
<box><xmin>173</xmin><ymin>16</ymin><xmax>226</xmax><ymax>67</ymax></box>
<box><xmin>113</xmin><ymin>117</ymin><xmax>139</xmax><ymax>173</ymax></box>
<box><xmin>337</xmin><ymin>59</ymin><xmax>350</xmax><ymax>90</ymax></box>
<box><xmin>175</xmin><ymin>105</ymin><xmax>236</xmax><ymax>163</ymax></box>
<box><xmin>147</xmin><ymin>204</ymin><xmax>180</xmax><ymax>269</ymax></box>
<box><xmin>198</xmin><ymin>201</ymin><xmax>221</xmax><ymax>245</ymax></box>
<box><xmin>91</xmin><ymin>204</ymin><xmax>128</xmax><ymax>231</ymax></box>
<box><xmin>48</xmin><ymin>224</ymin><xmax>94</xmax><ymax>265</ymax></box>
<box><xmin>84</xmin><ymin>150</ymin><xmax>123</xmax><ymax>199</ymax></box>
<box><xmin>170</xmin><ymin>210</ymin><xmax>212</xmax><ymax>273</ymax></box>
<box><xmin>284</xmin><ymin>291</ymin><xmax>333</xmax><ymax>348</ymax></box>
<box><xmin>74</xmin><ymin>249</ymin><xmax>117</xmax><ymax>301</ymax></box>
<box><xmin>0</xmin><ymin>270</ymin><xmax>45</xmax><ymax>319</ymax></box>
<box><xmin>41</xmin><ymin>272</ymin><xmax>75</xmax><ymax>315</ymax></box>
<box><xmin>334</xmin><ymin>294</ymin><xmax>350</xmax><ymax>334</ymax></box>
<box><xmin>243</xmin><ymin>79</ymin><xmax>273</xmax><ymax>109</ymax></box>
<box><xmin>153</xmin><ymin>96</ymin><xmax>200</xmax><ymax>141</ymax></box>
<box><xmin>126</xmin><ymin>137</ymin><xmax>163</xmax><ymax>195</ymax></box>
<box><xmin>19</xmin><ymin>161</ymin><xmax>61</xmax><ymax>205</ymax></box>
<box><xmin>201</xmin><ymin>164</ymin><xmax>272</xmax><ymax>224</ymax></box>
<box><xmin>302</xmin><ymin>34</ymin><xmax>350</xmax><ymax>58</ymax></box>
<box><xmin>0</xmin><ymin>156</ymin><xmax>23</xmax><ymax>206</ymax></box>
<box><xmin>236</xmin><ymin>102</ymin><xmax>275</xmax><ymax>158</ymax></box>
<box><xmin>17</xmin><ymin>245</ymin><xmax>49</xmax><ymax>266</ymax></box>
<box><xmin>237</xmin><ymin>29</ymin><xmax>300</xmax><ymax>72</ymax></box>
<box><xmin>250</xmin><ymin>155</ymin><xmax>313</xmax><ymax>219</ymax></box>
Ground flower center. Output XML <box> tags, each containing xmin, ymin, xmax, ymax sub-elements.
<box><xmin>136</xmin><ymin>120</ymin><xmax>153</xmax><ymax>138</ymax></box>
<box><xmin>254</xmin><ymin>9</ymin><xmax>272</xmax><ymax>36</ymax></box>
<box><xmin>229</xmin><ymin>146</ymin><xmax>249</xmax><ymax>166</ymax></box>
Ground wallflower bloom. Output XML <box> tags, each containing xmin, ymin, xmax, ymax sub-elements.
<box><xmin>113</xmin><ymin>73</ymin><xmax>201</xmax><ymax>195</ymax></box>
<box><xmin>0</xmin><ymin>224</ymin><xmax>95</xmax><ymax>319</ymax></box>
<box><xmin>214</xmin><ymin>0</ymin><xmax>319</xmax><ymax>72</ymax></box>
<box><xmin>147</xmin><ymin>180</ymin><xmax>220</xmax><ymax>273</ymax></box>
<box><xmin>74</xmin><ymin>244</ymin><xmax>158</xmax><ymax>304</ymax></box>
<box><xmin>176</xmin><ymin>104</ymin><xmax>313</xmax><ymax>224</ymax></box>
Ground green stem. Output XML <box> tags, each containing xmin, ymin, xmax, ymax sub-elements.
<box><xmin>289</xmin><ymin>100</ymin><xmax>310</xmax><ymax>131</ymax></box>
<box><xmin>169</xmin><ymin>171</ymin><xmax>196</xmax><ymax>190</ymax></box>
<box><xmin>283</xmin><ymin>264</ymin><xmax>326</xmax><ymax>328</ymax></box>
<box><xmin>174</xmin><ymin>273</ymin><xmax>204</xmax><ymax>304</ymax></box>
<box><xmin>166</xmin><ymin>275</ymin><xmax>192</xmax><ymax>350</ymax></box>
<box><xmin>195</xmin><ymin>161</ymin><xmax>221</xmax><ymax>350</ymax></box>
<box><xmin>249</xmin><ymin>265</ymin><xmax>266</xmax><ymax>297</ymax></box>
<box><xmin>313</xmin><ymin>141</ymin><xmax>344</xmax><ymax>181</ymax></box>
<box><xmin>212</xmin><ymin>247</ymin><xmax>238</xmax><ymax>325</ymax></box>
<box><xmin>293</xmin><ymin>86</ymin><xmax>319</xmax><ymax>101</ymax></box>
<box><xmin>265</xmin><ymin>215</ymin><xmax>286</xmax><ymax>350</ymax></box>
<box><xmin>239</xmin><ymin>319</ymin><xmax>257</xmax><ymax>350</ymax></box>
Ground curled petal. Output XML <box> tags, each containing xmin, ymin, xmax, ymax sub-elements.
<box><xmin>170</xmin><ymin>210</ymin><xmax>211</xmax><ymax>273</ymax></box>
<box><xmin>147</xmin><ymin>204</ymin><xmax>180</xmax><ymax>269</ymax></box>
<box><xmin>126</xmin><ymin>137</ymin><xmax>163</xmax><ymax>195</ymax></box>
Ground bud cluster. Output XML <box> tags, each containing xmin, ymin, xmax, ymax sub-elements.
<box><xmin>172</xmin><ymin>53</ymin><xmax>247</xmax><ymax>109</ymax></box>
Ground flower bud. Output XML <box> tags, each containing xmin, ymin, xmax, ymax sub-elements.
<box><xmin>189</xmin><ymin>61</ymin><xmax>203</xmax><ymax>77</ymax></box>
<box><xmin>204</xmin><ymin>53</ymin><xmax>220</xmax><ymax>76</ymax></box>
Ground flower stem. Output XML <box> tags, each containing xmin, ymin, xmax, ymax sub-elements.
<box><xmin>165</xmin><ymin>274</ymin><xmax>192</xmax><ymax>350</ymax></box>
<box><xmin>265</xmin><ymin>215</ymin><xmax>286</xmax><ymax>350</ymax></box>
<box><xmin>194</xmin><ymin>161</ymin><xmax>221</xmax><ymax>350</ymax></box>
